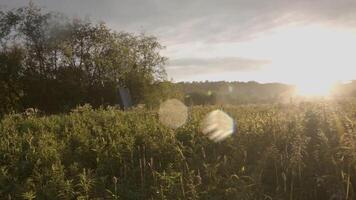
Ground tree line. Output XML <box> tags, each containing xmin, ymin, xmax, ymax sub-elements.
<box><xmin>179</xmin><ymin>81</ymin><xmax>356</xmax><ymax>106</ymax></box>
<box><xmin>0</xmin><ymin>3</ymin><xmax>177</xmax><ymax>115</ymax></box>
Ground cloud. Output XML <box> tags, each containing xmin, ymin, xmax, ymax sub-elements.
<box><xmin>2</xmin><ymin>0</ymin><xmax>356</xmax><ymax>44</ymax></box>
<box><xmin>166</xmin><ymin>57</ymin><xmax>270</xmax><ymax>81</ymax></box>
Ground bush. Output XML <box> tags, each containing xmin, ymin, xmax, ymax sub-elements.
<box><xmin>0</xmin><ymin>102</ymin><xmax>355</xmax><ymax>199</ymax></box>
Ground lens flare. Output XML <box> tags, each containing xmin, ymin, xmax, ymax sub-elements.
<box><xmin>201</xmin><ymin>110</ymin><xmax>236</xmax><ymax>142</ymax></box>
<box><xmin>159</xmin><ymin>99</ymin><xmax>188</xmax><ymax>129</ymax></box>
<box><xmin>295</xmin><ymin>80</ymin><xmax>335</xmax><ymax>97</ymax></box>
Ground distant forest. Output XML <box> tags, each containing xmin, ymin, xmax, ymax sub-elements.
<box><xmin>178</xmin><ymin>81</ymin><xmax>356</xmax><ymax>105</ymax></box>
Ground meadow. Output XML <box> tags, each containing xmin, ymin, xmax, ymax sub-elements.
<box><xmin>0</xmin><ymin>100</ymin><xmax>355</xmax><ymax>200</ymax></box>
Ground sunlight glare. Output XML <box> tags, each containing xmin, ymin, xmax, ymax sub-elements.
<box><xmin>295</xmin><ymin>80</ymin><xmax>334</xmax><ymax>97</ymax></box>
<box><xmin>169</xmin><ymin>24</ymin><xmax>356</xmax><ymax>84</ymax></box>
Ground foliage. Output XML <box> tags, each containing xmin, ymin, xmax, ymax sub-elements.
<box><xmin>0</xmin><ymin>4</ymin><xmax>170</xmax><ymax>114</ymax></box>
<box><xmin>0</xmin><ymin>101</ymin><xmax>355</xmax><ymax>199</ymax></box>
<box><xmin>0</xmin><ymin>47</ymin><xmax>24</xmax><ymax>114</ymax></box>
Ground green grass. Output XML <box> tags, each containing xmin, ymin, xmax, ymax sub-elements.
<box><xmin>0</xmin><ymin>102</ymin><xmax>355</xmax><ymax>199</ymax></box>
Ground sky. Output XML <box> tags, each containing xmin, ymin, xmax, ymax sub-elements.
<box><xmin>1</xmin><ymin>0</ymin><xmax>356</xmax><ymax>85</ymax></box>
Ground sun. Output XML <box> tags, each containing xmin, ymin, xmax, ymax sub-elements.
<box><xmin>227</xmin><ymin>24</ymin><xmax>356</xmax><ymax>91</ymax></box>
<box><xmin>295</xmin><ymin>80</ymin><xmax>334</xmax><ymax>97</ymax></box>
<box><xmin>260</xmin><ymin>24</ymin><xmax>356</xmax><ymax>97</ymax></box>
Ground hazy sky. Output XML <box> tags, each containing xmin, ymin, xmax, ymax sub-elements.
<box><xmin>1</xmin><ymin>0</ymin><xmax>356</xmax><ymax>84</ymax></box>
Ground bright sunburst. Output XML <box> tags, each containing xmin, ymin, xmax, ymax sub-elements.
<box><xmin>295</xmin><ymin>80</ymin><xmax>334</xmax><ymax>97</ymax></box>
<box><xmin>253</xmin><ymin>24</ymin><xmax>356</xmax><ymax>96</ymax></box>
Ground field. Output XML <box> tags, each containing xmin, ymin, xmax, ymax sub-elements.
<box><xmin>0</xmin><ymin>101</ymin><xmax>355</xmax><ymax>200</ymax></box>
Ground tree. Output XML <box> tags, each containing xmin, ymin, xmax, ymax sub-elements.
<box><xmin>0</xmin><ymin>4</ymin><xmax>168</xmax><ymax>113</ymax></box>
<box><xmin>0</xmin><ymin>47</ymin><xmax>24</xmax><ymax>114</ymax></box>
